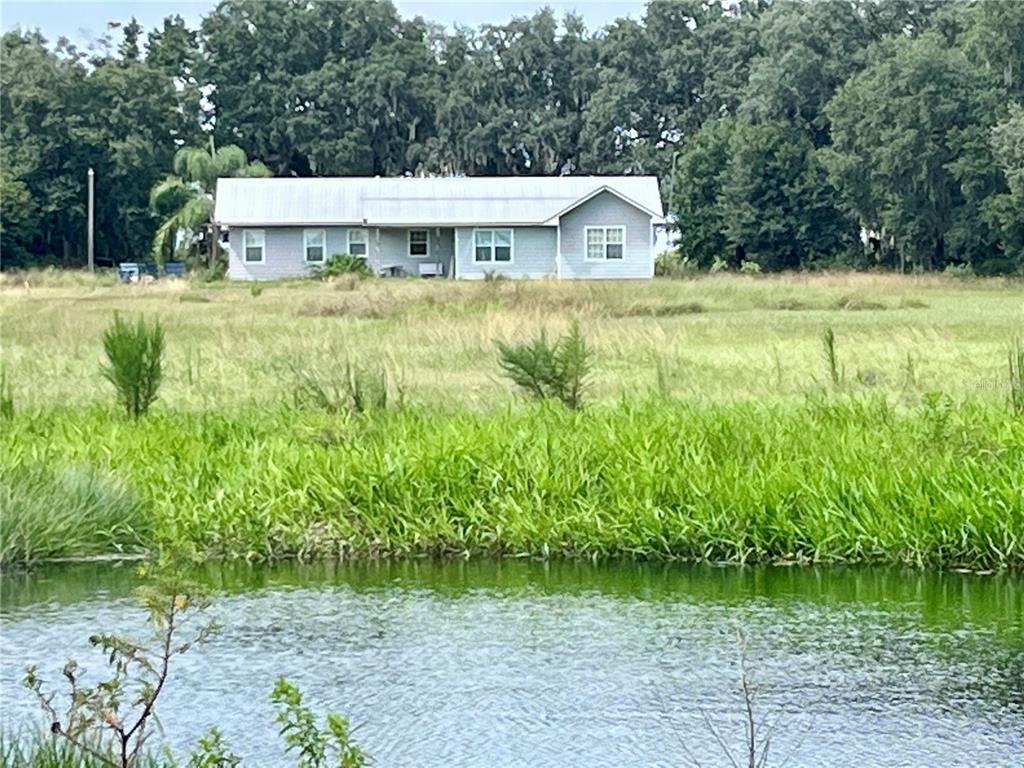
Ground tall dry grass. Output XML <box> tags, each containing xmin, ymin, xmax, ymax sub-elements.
<box><xmin>1</xmin><ymin>273</ymin><xmax>1020</xmax><ymax>411</ymax></box>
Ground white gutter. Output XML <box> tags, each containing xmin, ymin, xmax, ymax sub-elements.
<box><xmin>216</xmin><ymin>221</ymin><xmax>558</xmax><ymax>229</ymax></box>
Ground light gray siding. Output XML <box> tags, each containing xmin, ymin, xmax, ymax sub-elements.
<box><xmin>227</xmin><ymin>226</ymin><xmax>456</xmax><ymax>279</ymax></box>
<box><xmin>226</xmin><ymin>227</ymin><xmax>348</xmax><ymax>281</ymax></box>
<box><xmin>454</xmin><ymin>227</ymin><xmax>557</xmax><ymax>279</ymax></box>
<box><xmin>558</xmin><ymin>191</ymin><xmax>654</xmax><ymax>279</ymax></box>
<box><xmin>224</xmin><ymin>192</ymin><xmax>654</xmax><ymax>281</ymax></box>
<box><xmin>366</xmin><ymin>227</ymin><xmax>454</xmax><ymax>277</ymax></box>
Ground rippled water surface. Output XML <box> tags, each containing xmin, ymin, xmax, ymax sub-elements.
<box><xmin>2</xmin><ymin>560</ymin><xmax>1022</xmax><ymax>766</ymax></box>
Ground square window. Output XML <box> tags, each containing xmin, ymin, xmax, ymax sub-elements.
<box><xmin>474</xmin><ymin>229</ymin><xmax>513</xmax><ymax>264</ymax></box>
<box><xmin>585</xmin><ymin>227</ymin><xmax>625</xmax><ymax>260</ymax></box>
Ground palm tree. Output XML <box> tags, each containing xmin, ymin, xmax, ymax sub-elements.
<box><xmin>149</xmin><ymin>138</ymin><xmax>270</xmax><ymax>267</ymax></box>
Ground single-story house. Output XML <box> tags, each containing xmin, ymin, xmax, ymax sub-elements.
<box><xmin>213</xmin><ymin>175</ymin><xmax>664</xmax><ymax>281</ymax></box>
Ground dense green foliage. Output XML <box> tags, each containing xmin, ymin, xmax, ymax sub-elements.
<box><xmin>665</xmin><ymin>0</ymin><xmax>1024</xmax><ymax>273</ymax></box>
<box><xmin>101</xmin><ymin>315</ymin><xmax>165</xmax><ymax>419</ymax></box>
<box><xmin>721</xmin><ymin>120</ymin><xmax>855</xmax><ymax>270</ymax></box>
<box><xmin>316</xmin><ymin>254</ymin><xmax>373</xmax><ymax>279</ymax></box>
<box><xmin>1</xmin><ymin>397</ymin><xmax>1021</xmax><ymax>568</ymax></box>
<box><xmin>987</xmin><ymin>104</ymin><xmax>1024</xmax><ymax>266</ymax></box>
<box><xmin>149</xmin><ymin>141</ymin><xmax>269</xmax><ymax>267</ymax></box>
<box><xmin>3</xmin><ymin>1</ymin><xmax>1022</xmax><ymax>271</ymax></box>
<box><xmin>822</xmin><ymin>32</ymin><xmax>1003</xmax><ymax>271</ymax></box>
<box><xmin>1</xmin><ymin>19</ymin><xmax>197</xmax><ymax>268</ymax></box>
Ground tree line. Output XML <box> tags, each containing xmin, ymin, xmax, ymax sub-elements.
<box><xmin>1</xmin><ymin>0</ymin><xmax>1022</xmax><ymax>273</ymax></box>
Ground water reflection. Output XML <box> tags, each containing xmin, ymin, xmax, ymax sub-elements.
<box><xmin>2</xmin><ymin>560</ymin><xmax>1022</xmax><ymax>766</ymax></box>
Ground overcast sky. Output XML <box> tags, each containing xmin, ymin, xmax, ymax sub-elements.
<box><xmin>1</xmin><ymin>0</ymin><xmax>644</xmax><ymax>49</ymax></box>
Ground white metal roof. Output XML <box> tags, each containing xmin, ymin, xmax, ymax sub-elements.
<box><xmin>214</xmin><ymin>176</ymin><xmax>663</xmax><ymax>227</ymax></box>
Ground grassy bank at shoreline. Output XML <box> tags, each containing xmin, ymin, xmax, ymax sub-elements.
<box><xmin>2</xmin><ymin>273</ymin><xmax>1022</xmax><ymax>569</ymax></box>
<box><xmin>3</xmin><ymin>397</ymin><xmax>1022</xmax><ymax>569</ymax></box>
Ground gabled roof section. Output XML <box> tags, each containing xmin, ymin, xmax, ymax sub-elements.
<box><xmin>214</xmin><ymin>176</ymin><xmax>663</xmax><ymax>227</ymax></box>
<box><xmin>541</xmin><ymin>184</ymin><xmax>665</xmax><ymax>225</ymax></box>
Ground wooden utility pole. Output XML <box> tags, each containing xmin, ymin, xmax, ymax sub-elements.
<box><xmin>87</xmin><ymin>167</ymin><xmax>95</xmax><ymax>272</ymax></box>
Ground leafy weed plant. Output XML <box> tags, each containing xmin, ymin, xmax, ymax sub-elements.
<box><xmin>496</xmin><ymin>320</ymin><xmax>591</xmax><ymax>409</ymax></box>
<box><xmin>101</xmin><ymin>315</ymin><xmax>165</xmax><ymax>419</ymax></box>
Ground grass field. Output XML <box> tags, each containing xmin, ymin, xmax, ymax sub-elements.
<box><xmin>2</xmin><ymin>271</ymin><xmax>1023</xmax><ymax>568</ymax></box>
<box><xmin>1</xmin><ymin>271</ymin><xmax>1021</xmax><ymax>410</ymax></box>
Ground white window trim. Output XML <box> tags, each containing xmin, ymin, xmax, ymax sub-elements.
<box><xmin>408</xmin><ymin>229</ymin><xmax>430</xmax><ymax>258</ymax></box>
<box><xmin>472</xmin><ymin>228</ymin><xmax>515</xmax><ymax>265</ymax></box>
<box><xmin>303</xmin><ymin>228</ymin><xmax>326</xmax><ymax>264</ymax></box>
<box><xmin>348</xmin><ymin>228</ymin><xmax>368</xmax><ymax>258</ymax></box>
<box><xmin>584</xmin><ymin>225</ymin><xmax>626</xmax><ymax>262</ymax></box>
<box><xmin>243</xmin><ymin>229</ymin><xmax>266</xmax><ymax>264</ymax></box>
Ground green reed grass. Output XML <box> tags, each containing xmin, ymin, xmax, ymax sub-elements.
<box><xmin>290</xmin><ymin>361</ymin><xmax>395</xmax><ymax>413</ymax></box>
<box><xmin>822</xmin><ymin>326</ymin><xmax>843</xmax><ymax>386</ymax></box>
<box><xmin>0</xmin><ymin>463</ymin><xmax>147</xmax><ymax>567</ymax></box>
<box><xmin>0</xmin><ymin>734</ymin><xmax>167</xmax><ymax>768</ymax></box>
<box><xmin>1</xmin><ymin>367</ymin><xmax>14</xmax><ymax>420</ymax></box>
<box><xmin>2</xmin><ymin>397</ymin><xmax>1020</xmax><ymax>568</ymax></box>
<box><xmin>1009</xmin><ymin>336</ymin><xmax>1024</xmax><ymax>416</ymax></box>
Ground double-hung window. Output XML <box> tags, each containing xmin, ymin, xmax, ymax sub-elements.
<box><xmin>303</xmin><ymin>229</ymin><xmax>326</xmax><ymax>263</ymax></box>
<box><xmin>348</xmin><ymin>228</ymin><xmax>368</xmax><ymax>257</ymax></box>
<box><xmin>474</xmin><ymin>229</ymin><xmax>513</xmax><ymax>263</ymax></box>
<box><xmin>243</xmin><ymin>229</ymin><xmax>265</xmax><ymax>263</ymax></box>
<box><xmin>409</xmin><ymin>230</ymin><xmax>429</xmax><ymax>257</ymax></box>
<box><xmin>585</xmin><ymin>226</ymin><xmax>625</xmax><ymax>261</ymax></box>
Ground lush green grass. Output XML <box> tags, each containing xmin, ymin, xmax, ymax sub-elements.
<box><xmin>1</xmin><ymin>272</ymin><xmax>1022</xmax><ymax>569</ymax></box>
<box><xmin>0</xmin><ymin>463</ymin><xmax>147</xmax><ymax>567</ymax></box>
<box><xmin>1</xmin><ymin>271</ymin><xmax>1022</xmax><ymax>410</ymax></box>
<box><xmin>2</xmin><ymin>396</ymin><xmax>1021</xmax><ymax>568</ymax></box>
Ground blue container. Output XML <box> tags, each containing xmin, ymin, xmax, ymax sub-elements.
<box><xmin>117</xmin><ymin>263</ymin><xmax>142</xmax><ymax>282</ymax></box>
<box><xmin>118</xmin><ymin>262</ymin><xmax>183</xmax><ymax>282</ymax></box>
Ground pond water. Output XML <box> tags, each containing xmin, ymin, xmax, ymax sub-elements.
<box><xmin>2</xmin><ymin>560</ymin><xmax>1022</xmax><ymax>767</ymax></box>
